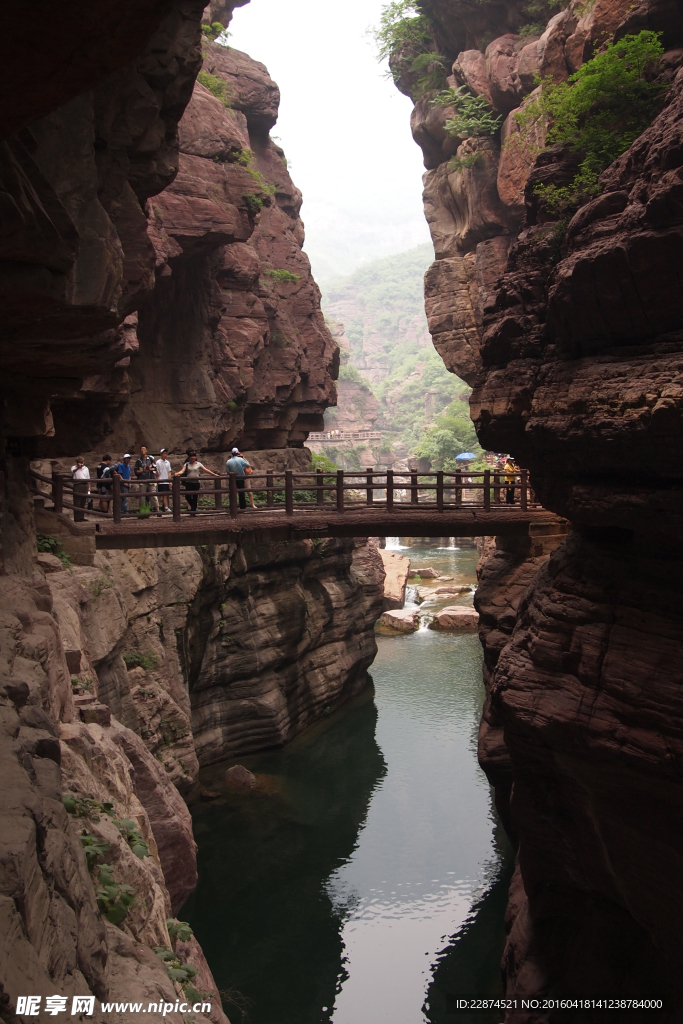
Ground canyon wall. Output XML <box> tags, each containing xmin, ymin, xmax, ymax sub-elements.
<box><xmin>397</xmin><ymin>0</ymin><xmax>683</xmax><ymax>1015</ymax></box>
<box><xmin>0</xmin><ymin>1</ymin><xmax>386</xmax><ymax>1019</ymax></box>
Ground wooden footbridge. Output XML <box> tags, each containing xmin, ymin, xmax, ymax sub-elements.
<box><xmin>30</xmin><ymin>467</ymin><xmax>566</xmax><ymax>552</ymax></box>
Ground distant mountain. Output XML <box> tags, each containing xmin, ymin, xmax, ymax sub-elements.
<box><xmin>321</xmin><ymin>244</ymin><xmax>435</xmax><ymax>386</ymax></box>
<box><xmin>314</xmin><ymin>245</ymin><xmax>482</xmax><ymax>470</ymax></box>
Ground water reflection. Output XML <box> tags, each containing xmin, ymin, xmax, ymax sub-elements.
<box><xmin>184</xmin><ymin>691</ymin><xmax>387</xmax><ymax>1024</ymax></box>
<box><xmin>184</xmin><ymin>544</ymin><xmax>512</xmax><ymax>1024</ymax></box>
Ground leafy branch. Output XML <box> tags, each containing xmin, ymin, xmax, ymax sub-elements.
<box><xmin>519</xmin><ymin>31</ymin><xmax>666</xmax><ymax>215</ymax></box>
<box><xmin>433</xmin><ymin>87</ymin><xmax>503</xmax><ymax>139</ymax></box>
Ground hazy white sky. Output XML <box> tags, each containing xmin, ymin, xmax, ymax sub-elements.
<box><xmin>228</xmin><ymin>0</ymin><xmax>431</xmax><ymax>281</ymax></box>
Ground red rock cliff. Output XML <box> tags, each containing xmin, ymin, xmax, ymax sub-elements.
<box><xmin>398</xmin><ymin>0</ymin><xmax>683</xmax><ymax>1014</ymax></box>
<box><xmin>0</xmin><ymin>1</ymin><xmax>347</xmax><ymax>1019</ymax></box>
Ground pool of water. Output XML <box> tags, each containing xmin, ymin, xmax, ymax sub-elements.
<box><xmin>184</xmin><ymin>542</ymin><xmax>513</xmax><ymax>1024</ymax></box>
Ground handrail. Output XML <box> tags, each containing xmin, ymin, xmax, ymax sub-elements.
<box><xmin>28</xmin><ymin>465</ymin><xmax>538</xmax><ymax>526</ymax></box>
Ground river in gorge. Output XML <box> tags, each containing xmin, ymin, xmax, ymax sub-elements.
<box><xmin>183</xmin><ymin>541</ymin><xmax>513</xmax><ymax>1024</ymax></box>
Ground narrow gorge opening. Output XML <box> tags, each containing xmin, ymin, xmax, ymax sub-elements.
<box><xmin>183</xmin><ymin>539</ymin><xmax>513</xmax><ymax>1024</ymax></box>
<box><xmin>2</xmin><ymin>0</ymin><xmax>683</xmax><ymax>1022</ymax></box>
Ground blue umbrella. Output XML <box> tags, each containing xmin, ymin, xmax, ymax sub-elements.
<box><xmin>456</xmin><ymin>452</ymin><xmax>476</xmax><ymax>460</ymax></box>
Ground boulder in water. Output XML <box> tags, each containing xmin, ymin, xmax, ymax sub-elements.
<box><xmin>407</xmin><ymin>566</ymin><xmax>440</xmax><ymax>578</ymax></box>
<box><xmin>380</xmin><ymin>609</ymin><xmax>419</xmax><ymax>632</ymax></box>
<box><xmin>430</xmin><ymin>606</ymin><xmax>479</xmax><ymax>631</ymax></box>
<box><xmin>225</xmin><ymin>764</ymin><xmax>257</xmax><ymax>791</ymax></box>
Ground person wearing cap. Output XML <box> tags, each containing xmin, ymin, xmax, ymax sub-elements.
<box><xmin>114</xmin><ymin>454</ymin><xmax>132</xmax><ymax>514</ymax></box>
<box><xmin>225</xmin><ymin>447</ymin><xmax>250</xmax><ymax>510</ymax></box>
<box><xmin>134</xmin><ymin>444</ymin><xmax>159</xmax><ymax>513</ymax></box>
<box><xmin>155</xmin><ymin>448</ymin><xmax>173</xmax><ymax>513</ymax></box>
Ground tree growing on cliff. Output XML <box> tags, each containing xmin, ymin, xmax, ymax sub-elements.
<box><xmin>522</xmin><ymin>31</ymin><xmax>666</xmax><ymax>214</ymax></box>
<box><xmin>373</xmin><ymin>2</ymin><xmax>447</xmax><ymax>95</ymax></box>
<box><xmin>434</xmin><ymin>86</ymin><xmax>503</xmax><ymax>140</ymax></box>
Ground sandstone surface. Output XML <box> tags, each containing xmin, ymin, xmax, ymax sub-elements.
<box><xmin>429</xmin><ymin>606</ymin><xmax>478</xmax><ymax>630</ymax></box>
<box><xmin>379</xmin><ymin>549</ymin><xmax>410</xmax><ymax>610</ymax></box>
<box><xmin>379</xmin><ymin>609</ymin><xmax>420</xmax><ymax>633</ymax></box>
<box><xmin>401</xmin><ymin>0</ymin><xmax>683</xmax><ymax>1010</ymax></box>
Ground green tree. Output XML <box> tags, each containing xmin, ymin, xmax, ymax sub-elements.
<box><xmin>521</xmin><ymin>31</ymin><xmax>666</xmax><ymax>213</ymax></box>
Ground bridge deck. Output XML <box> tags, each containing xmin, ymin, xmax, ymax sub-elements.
<box><xmin>31</xmin><ymin>466</ymin><xmax>566</xmax><ymax>551</ymax></box>
<box><xmin>91</xmin><ymin>505</ymin><xmax>564</xmax><ymax>550</ymax></box>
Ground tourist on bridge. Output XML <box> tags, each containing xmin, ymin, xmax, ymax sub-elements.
<box><xmin>225</xmin><ymin>447</ymin><xmax>250</xmax><ymax>510</ymax></box>
<box><xmin>504</xmin><ymin>457</ymin><xmax>517</xmax><ymax>505</ymax></box>
<box><xmin>96</xmin><ymin>454</ymin><xmax>113</xmax><ymax>513</ymax></box>
<box><xmin>71</xmin><ymin>457</ymin><xmax>90</xmax><ymax>520</ymax></box>
<box><xmin>155</xmin><ymin>448</ymin><xmax>173</xmax><ymax>513</ymax></box>
<box><xmin>134</xmin><ymin>444</ymin><xmax>159</xmax><ymax>512</ymax></box>
<box><xmin>113</xmin><ymin>454</ymin><xmax>132</xmax><ymax>514</ymax></box>
<box><xmin>175</xmin><ymin>450</ymin><xmax>219</xmax><ymax>514</ymax></box>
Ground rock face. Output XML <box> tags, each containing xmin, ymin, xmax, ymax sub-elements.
<box><xmin>37</xmin><ymin>39</ymin><xmax>337</xmax><ymax>462</ymax></box>
<box><xmin>0</xmin><ymin>0</ymin><xmax>370</xmax><ymax>1019</ymax></box>
<box><xmin>41</xmin><ymin>536</ymin><xmax>384</xmax><ymax>772</ymax></box>
<box><xmin>400</xmin><ymin>0</ymin><xmax>683</xmax><ymax>1010</ymax></box>
<box><xmin>0</xmin><ymin>1</ymin><xmax>206</xmax><ymax>445</ymax></box>
<box><xmin>379</xmin><ymin>549</ymin><xmax>410</xmax><ymax>610</ymax></box>
<box><xmin>0</xmin><ymin>573</ymin><xmax>219</xmax><ymax>1023</ymax></box>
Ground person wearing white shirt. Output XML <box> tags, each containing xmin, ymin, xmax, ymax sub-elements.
<box><xmin>70</xmin><ymin>457</ymin><xmax>90</xmax><ymax>520</ymax></box>
<box><xmin>155</xmin><ymin>448</ymin><xmax>173</xmax><ymax>513</ymax></box>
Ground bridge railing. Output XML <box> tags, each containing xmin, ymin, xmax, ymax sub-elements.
<box><xmin>29</xmin><ymin>467</ymin><xmax>536</xmax><ymax>525</ymax></box>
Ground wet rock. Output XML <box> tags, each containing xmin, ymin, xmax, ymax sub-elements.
<box><xmin>407</xmin><ymin>566</ymin><xmax>440</xmax><ymax>578</ymax></box>
<box><xmin>224</xmin><ymin>764</ymin><xmax>257</xmax><ymax>791</ymax></box>
<box><xmin>430</xmin><ymin>606</ymin><xmax>479</xmax><ymax>630</ymax></box>
<box><xmin>434</xmin><ymin>585</ymin><xmax>472</xmax><ymax>595</ymax></box>
<box><xmin>380</xmin><ymin>609</ymin><xmax>420</xmax><ymax>632</ymax></box>
<box><xmin>379</xmin><ymin>549</ymin><xmax>410</xmax><ymax>610</ymax></box>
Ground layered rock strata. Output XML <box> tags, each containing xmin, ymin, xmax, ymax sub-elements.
<box><xmin>0</xmin><ymin>0</ymin><xmax>359</xmax><ymax>1019</ymax></box>
<box><xmin>0</xmin><ymin>571</ymin><xmax>227</xmax><ymax>1024</ymax></box>
<box><xmin>43</xmin><ymin>536</ymin><xmax>383</xmax><ymax>772</ymax></box>
<box><xmin>399</xmin><ymin>0</ymin><xmax>683</xmax><ymax>1012</ymax></box>
<box><xmin>38</xmin><ymin>39</ymin><xmax>337</xmax><ymax>462</ymax></box>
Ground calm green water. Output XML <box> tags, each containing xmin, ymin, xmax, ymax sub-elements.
<box><xmin>184</xmin><ymin>542</ymin><xmax>513</xmax><ymax>1024</ymax></box>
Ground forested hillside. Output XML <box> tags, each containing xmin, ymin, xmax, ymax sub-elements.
<box><xmin>318</xmin><ymin>245</ymin><xmax>482</xmax><ymax>468</ymax></box>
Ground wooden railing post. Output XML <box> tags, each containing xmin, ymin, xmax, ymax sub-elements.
<box><xmin>229</xmin><ymin>472</ymin><xmax>238</xmax><ymax>518</ymax></box>
<box><xmin>172</xmin><ymin>476</ymin><xmax>181</xmax><ymax>522</ymax></box>
<box><xmin>267</xmin><ymin>471</ymin><xmax>274</xmax><ymax>507</ymax></box>
<box><xmin>521</xmin><ymin>469</ymin><xmax>528</xmax><ymax>511</ymax></box>
<box><xmin>113</xmin><ymin>475</ymin><xmax>122</xmax><ymax>524</ymax></box>
<box><xmin>366</xmin><ymin>467</ymin><xmax>373</xmax><ymax>506</ymax></box>
<box><xmin>484</xmin><ymin>470</ymin><xmax>491</xmax><ymax>511</ymax></box>
<box><xmin>316</xmin><ymin>469</ymin><xmax>324</xmax><ymax>507</ymax></box>
<box><xmin>455</xmin><ymin>471</ymin><xmax>462</xmax><ymax>507</ymax></box>
<box><xmin>285</xmin><ymin>470</ymin><xmax>294</xmax><ymax>515</ymax></box>
<box><xmin>493</xmin><ymin>472</ymin><xmax>501</xmax><ymax>504</ymax></box>
<box><xmin>215</xmin><ymin>477</ymin><xmax>222</xmax><ymax>509</ymax></box>
<box><xmin>386</xmin><ymin>470</ymin><xmax>394</xmax><ymax>512</ymax></box>
<box><xmin>336</xmin><ymin>470</ymin><xmax>344</xmax><ymax>513</ymax></box>
<box><xmin>53</xmin><ymin>470</ymin><xmax>63</xmax><ymax>514</ymax></box>
<box><xmin>410</xmin><ymin>472</ymin><xmax>418</xmax><ymax>504</ymax></box>
<box><xmin>436</xmin><ymin>471</ymin><xmax>444</xmax><ymax>512</ymax></box>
